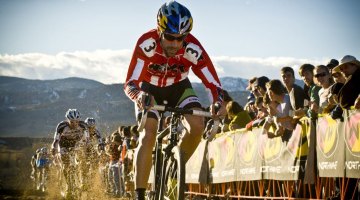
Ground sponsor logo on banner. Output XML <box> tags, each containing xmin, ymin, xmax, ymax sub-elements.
<box><xmin>220</xmin><ymin>136</ymin><xmax>235</xmax><ymax>166</ymax></box>
<box><xmin>344</xmin><ymin>111</ymin><xmax>360</xmax><ymax>157</ymax></box>
<box><xmin>317</xmin><ymin>116</ymin><xmax>339</xmax><ymax>158</ymax></box>
<box><xmin>208</xmin><ymin>142</ymin><xmax>221</xmax><ymax>169</ymax></box>
<box><xmin>238</xmin><ymin>132</ymin><xmax>257</xmax><ymax>165</ymax></box>
<box><xmin>258</xmin><ymin>133</ymin><xmax>283</xmax><ymax>162</ymax></box>
<box><xmin>286</xmin><ymin>123</ymin><xmax>302</xmax><ymax>158</ymax></box>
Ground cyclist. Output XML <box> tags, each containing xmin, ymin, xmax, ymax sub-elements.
<box><xmin>123</xmin><ymin>1</ymin><xmax>224</xmax><ymax>199</ymax></box>
<box><xmin>30</xmin><ymin>148</ymin><xmax>41</xmax><ymax>188</ymax></box>
<box><xmin>51</xmin><ymin>109</ymin><xmax>89</xmax><ymax>197</ymax></box>
<box><xmin>35</xmin><ymin>147</ymin><xmax>51</xmax><ymax>191</ymax></box>
<box><xmin>83</xmin><ymin>117</ymin><xmax>104</xmax><ymax>187</ymax></box>
<box><xmin>85</xmin><ymin>117</ymin><xmax>104</xmax><ymax>151</ymax></box>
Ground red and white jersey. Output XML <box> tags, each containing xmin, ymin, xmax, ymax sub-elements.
<box><xmin>124</xmin><ymin>29</ymin><xmax>223</xmax><ymax>104</ymax></box>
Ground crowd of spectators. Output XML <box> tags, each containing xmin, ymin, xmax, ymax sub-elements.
<box><xmin>203</xmin><ymin>55</ymin><xmax>360</xmax><ymax>143</ymax></box>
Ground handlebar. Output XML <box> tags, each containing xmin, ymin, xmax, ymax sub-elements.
<box><xmin>137</xmin><ymin>104</ymin><xmax>220</xmax><ymax>133</ymax></box>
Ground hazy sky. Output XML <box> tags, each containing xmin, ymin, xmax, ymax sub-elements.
<box><xmin>1</xmin><ymin>0</ymin><xmax>359</xmax><ymax>84</ymax></box>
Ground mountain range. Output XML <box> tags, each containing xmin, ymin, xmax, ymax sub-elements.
<box><xmin>0</xmin><ymin>76</ymin><xmax>250</xmax><ymax>137</ymax></box>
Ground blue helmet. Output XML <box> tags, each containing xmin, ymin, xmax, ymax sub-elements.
<box><xmin>157</xmin><ymin>1</ymin><xmax>193</xmax><ymax>35</ymax></box>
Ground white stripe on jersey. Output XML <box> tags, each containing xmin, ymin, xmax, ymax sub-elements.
<box><xmin>201</xmin><ymin>67</ymin><xmax>221</xmax><ymax>88</ymax></box>
<box><xmin>165</xmin><ymin>77</ymin><xmax>175</xmax><ymax>86</ymax></box>
<box><xmin>150</xmin><ymin>75</ymin><xmax>159</xmax><ymax>85</ymax></box>
<box><xmin>130</xmin><ymin>58</ymin><xmax>145</xmax><ymax>82</ymax></box>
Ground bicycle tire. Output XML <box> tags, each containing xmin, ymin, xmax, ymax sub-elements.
<box><xmin>148</xmin><ymin>144</ymin><xmax>163</xmax><ymax>200</ymax></box>
<box><xmin>160</xmin><ymin>146</ymin><xmax>185</xmax><ymax>200</ymax></box>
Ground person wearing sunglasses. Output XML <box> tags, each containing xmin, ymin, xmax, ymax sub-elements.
<box><xmin>123</xmin><ymin>2</ymin><xmax>224</xmax><ymax>199</ymax></box>
<box><xmin>311</xmin><ymin>65</ymin><xmax>334</xmax><ymax>114</ymax></box>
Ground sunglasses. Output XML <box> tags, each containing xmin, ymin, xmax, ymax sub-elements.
<box><xmin>163</xmin><ymin>33</ymin><xmax>187</xmax><ymax>41</ymax></box>
<box><xmin>314</xmin><ymin>72</ymin><xmax>327</xmax><ymax>78</ymax></box>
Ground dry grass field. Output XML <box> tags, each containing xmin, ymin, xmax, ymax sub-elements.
<box><xmin>0</xmin><ymin>137</ymin><xmax>131</xmax><ymax>200</ymax></box>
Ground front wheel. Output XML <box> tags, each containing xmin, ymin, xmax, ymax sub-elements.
<box><xmin>161</xmin><ymin>146</ymin><xmax>185</xmax><ymax>200</ymax></box>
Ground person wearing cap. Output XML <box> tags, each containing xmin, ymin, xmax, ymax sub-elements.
<box><xmin>336</xmin><ymin>55</ymin><xmax>360</xmax><ymax>109</ymax></box>
<box><xmin>244</xmin><ymin>93</ymin><xmax>257</xmax><ymax>120</ymax></box>
<box><xmin>335</xmin><ymin>56</ymin><xmax>360</xmax><ymax>200</ymax></box>
<box><xmin>245</xmin><ymin>96</ymin><xmax>269</xmax><ymax>130</ymax></box>
<box><xmin>280</xmin><ymin>66</ymin><xmax>306</xmax><ymax>110</ymax></box>
<box><xmin>326</xmin><ymin>59</ymin><xmax>339</xmax><ymax>70</ymax></box>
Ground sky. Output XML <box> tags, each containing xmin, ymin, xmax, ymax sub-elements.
<box><xmin>0</xmin><ymin>0</ymin><xmax>359</xmax><ymax>84</ymax></box>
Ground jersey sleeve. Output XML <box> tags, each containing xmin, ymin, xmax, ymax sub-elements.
<box><xmin>52</xmin><ymin>121</ymin><xmax>67</xmax><ymax>149</ymax></box>
<box><xmin>184</xmin><ymin>37</ymin><xmax>223</xmax><ymax>104</ymax></box>
<box><xmin>124</xmin><ymin>35</ymin><xmax>155</xmax><ymax>102</ymax></box>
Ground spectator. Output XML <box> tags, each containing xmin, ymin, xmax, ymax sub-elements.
<box><xmin>327</xmin><ymin>83</ymin><xmax>344</xmax><ymax>120</ymax></box>
<box><xmin>130</xmin><ymin>125</ymin><xmax>140</xmax><ymax>149</ymax></box>
<box><xmin>266</xmin><ymin>80</ymin><xmax>295</xmax><ymax>141</ymax></box>
<box><xmin>221</xmin><ymin>90</ymin><xmax>234</xmax><ymax>132</ymax></box>
<box><xmin>204</xmin><ymin>90</ymin><xmax>233</xmax><ymax>139</ymax></box>
<box><xmin>297</xmin><ymin>64</ymin><xmax>321</xmax><ymax>119</ymax></box>
<box><xmin>280</xmin><ymin>66</ymin><xmax>306</xmax><ymax>110</ymax></box>
<box><xmin>312</xmin><ymin>65</ymin><xmax>333</xmax><ymax>114</ymax></box>
<box><xmin>331</xmin><ymin>64</ymin><xmax>346</xmax><ymax>84</ymax></box>
<box><xmin>244</xmin><ymin>93</ymin><xmax>257</xmax><ymax>120</ymax></box>
<box><xmin>336</xmin><ymin>55</ymin><xmax>360</xmax><ymax>109</ymax></box>
<box><xmin>261</xmin><ymin>93</ymin><xmax>280</xmax><ymax>138</ymax></box>
<box><xmin>252</xmin><ymin>76</ymin><xmax>270</xmax><ymax>98</ymax></box>
<box><xmin>226</xmin><ymin>101</ymin><xmax>252</xmax><ymax>131</ymax></box>
<box><xmin>105</xmin><ymin>134</ymin><xmax>123</xmax><ymax>197</ymax></box>
<box><xmin>326</xmin><ymin>59</ymin><xmax>339</xmax><ymax>71</ymax></box>
<box><xmin>246</xmin><ymin>96</ymin><xmax>268</xmax><ymax>130</ymax></box>
<box><xmin>246</xmin><ymin>77</ymin><xmax>257</xmax><ymax>91</ymax></box>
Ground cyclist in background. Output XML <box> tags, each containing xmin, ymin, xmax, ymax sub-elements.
<box><xmin>51</xmin><ymin>109</ymin><xmax>89</xmax><ymax>196</ymax></box>
<box><xmin>30</xmin><ymin>148</ymin><xmax>41</xmax><ymax>188</ymax></box>
<box><xmin>124</xmin><ymin>1</ymin><xmax>224</xmax><ymax>199</ymax></box>
<box><xmin>83</xmin><ymin>117</ymin><xmax>104</xmax><ymax>188</ymax></box>
<box><xmin>85</xmin><ymin>117</ymin><xmax>104</xmax><ymax>151</ymax></box>
<box><xmin>35</xmin><ymin>147</ymin><xmax>51</xmax><ymax>191</ymax></box>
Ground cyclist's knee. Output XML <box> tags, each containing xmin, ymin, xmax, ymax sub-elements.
<box><xmin>139</xmin><ymin>118</ymin><xmax>158</xmax><ymax>145</ymax></box>
<box><xmin>139</xmin><ymin>129</ymin><xmax>156</xmax><ymax>147</ymax></box>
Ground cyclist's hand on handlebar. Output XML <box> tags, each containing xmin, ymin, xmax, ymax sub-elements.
<box><xmin>136</xmin><ymin>92</ymin><xmax>154</xmax><ymax>110</ymax></box>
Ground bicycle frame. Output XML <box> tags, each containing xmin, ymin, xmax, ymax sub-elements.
<box><xmin>148</xmin><ymin>105</ymin><xmax>213</xmax><ymax>200</ymax></box>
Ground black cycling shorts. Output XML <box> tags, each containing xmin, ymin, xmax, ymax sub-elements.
<box><xmin>137</xmin><ymin>78</ymin><xmax>202</xmax><ymax>120</ymax></box>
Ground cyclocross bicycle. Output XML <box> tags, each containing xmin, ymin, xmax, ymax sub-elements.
<box><xmin>138</xmin><ymin>102</ymin><xmax>218</xmax><ymax>200</ymax></box>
